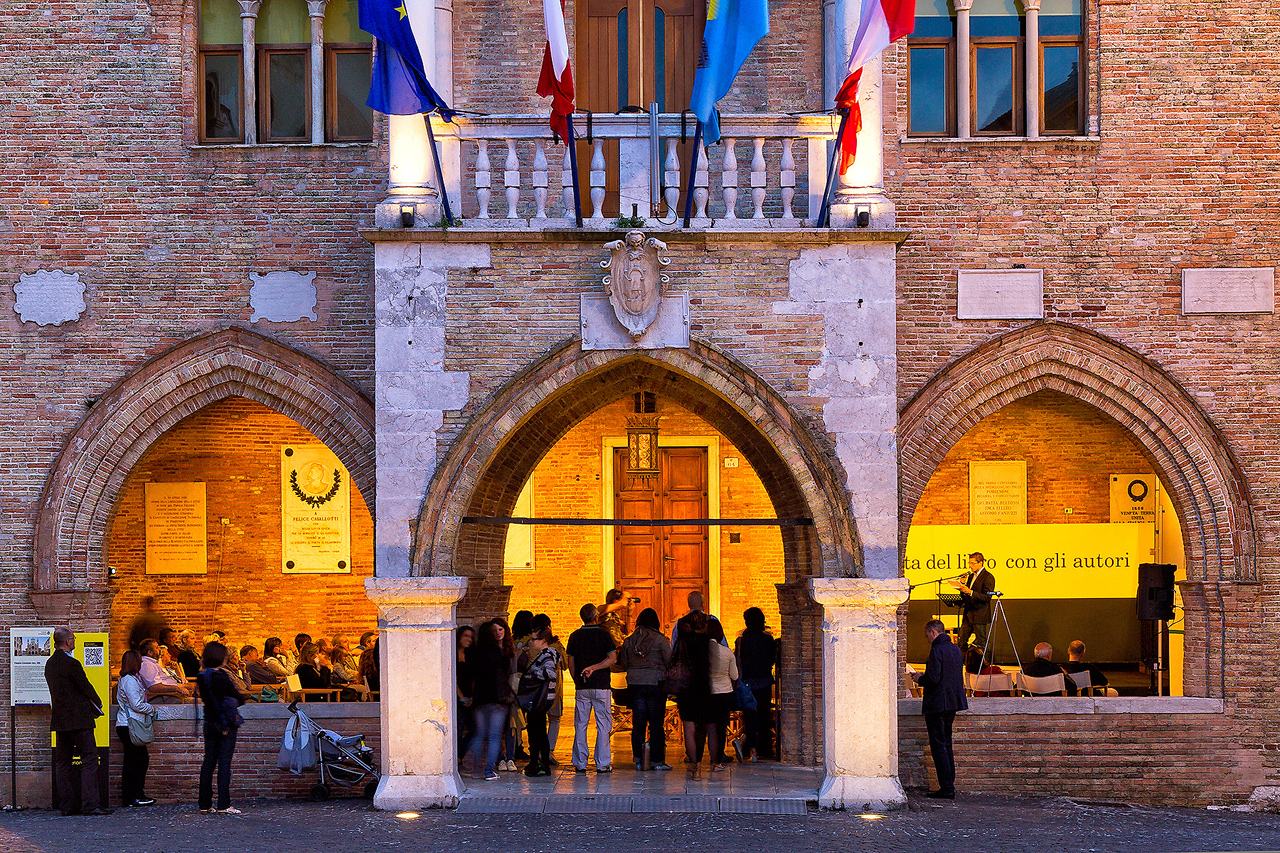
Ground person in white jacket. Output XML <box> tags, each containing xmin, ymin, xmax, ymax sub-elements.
<box><xmin>115</xmin><ymin>650</ymin><xmax>157</xmax><ymax>807</ymax></box>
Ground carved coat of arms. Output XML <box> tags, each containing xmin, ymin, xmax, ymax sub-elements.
<box><xmin>601</xmin><ymin>231</ymin><xmax>670</xmax><ymax>339</ymax></box>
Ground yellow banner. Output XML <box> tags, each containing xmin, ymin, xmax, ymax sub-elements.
<box><xmin>905</xmin><ymin>523</ymin><xmax>1148</xmax><ymax>600</ymax></box>
<box><xmin>50</xmin><ymin>632</ymin><xmax>111</xmax><ymax>748</ymax></box>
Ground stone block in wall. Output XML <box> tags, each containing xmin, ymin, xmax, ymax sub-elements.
<box><xmin>248</xmin><ymin>270</ymin><xmax>318</xmax><ymax>322</ymax></box>
<box><xmin>1181</xmin><ymin>268</ymin><xmax>1274</xmax><ymax>315</ymax></box>
<box><xmin>14</xmin><ymin>270</ymin><xmax>86</xmax><ymax>326</ymax></box>
<box><xmin>956</xmin><ymin>269</ymin><xmax>1044</xmax><ymax>320</ymax></box>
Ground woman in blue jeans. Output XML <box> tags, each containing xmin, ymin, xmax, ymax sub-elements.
<box><xmin>195</xmin><ymin>642</ymin><xmax>249</xmax><ymax>813</ymax></box>
<box><xmin>468</xmin><ymin>619</ymin><xmax>515</xmax><ymax>781</ymax></box>
<box><xmin>620</xmin><ymin>609</ymin><xmax>672</xmax><ymax>770</ymax></box>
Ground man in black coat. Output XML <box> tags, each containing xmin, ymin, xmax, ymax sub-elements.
<box><xmin>44</xmin><ymin>627</ymin><xmax>108</xmax><ymax>815</ymax></box>
<box><xmin>911</xmin><ymin>619</ymin><xmax>968</xmax><ymax>799</ymax></box>
<box><xmin>950</xmin><ymin>552</ymin><xmax>996</xmax><ymax>652</ymax></box>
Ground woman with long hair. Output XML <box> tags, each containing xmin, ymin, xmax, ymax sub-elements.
<box><xmin>262</xmin><ymin>637</ymin><xmax>289</xmax><ymax>680</ymax></box>
<box><xmin>672</xmin><ymin>610</ymin><xmax>712</xmax><ymax>779</ymax></box>
<box><xmin>456</xmin><ymin>625</ymin><xmax>476</xmax><ymax>766</ymax></box>
<box><xmin>357</xmin><ymin>639</ymin><xmax>380</xmax><ymax>694</ymax></box>
<box><xmin>196</xmin><ymin>642</ymin><xmax>249</xmax><ymax>814</ymax></box>
<box><xmin>295</xmin><ymin>641</ymin><xmax>332</xmax><ymax>700</ymax></box>
<box><xmin>621</xmin><ymin>608</ymin><xmax>672</xmax><ymax>771</ymax></box>
<box><xmin>509</xmin><ymin>610</ymin><xmax>534</xmax><ymax>763</ymax></box>
<box><xmin>469</xmin><ymin>618</ymin><xmax>516</xmax><ymax>781</ymax></box>
<box><xmin>116</xmin><ymin>650</ymin><xmax>157</xmax><ymax>807</ymax></box>
<box><xmin>705</xmin><ymin>619</ymin><xmax>738</xmax><ymax>771</ymax></box>
<box><xmin>734</xmin><ymin>606</ymin><xmax>778</xmax><ymax>761</ymax></box>
<box><xmin>531</xmin><ymin>613</ymin><xmax>569</xmax><ymax>763</ymax></box>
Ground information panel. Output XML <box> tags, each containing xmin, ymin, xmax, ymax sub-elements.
<box><xmin>281</xmin><ymin>444</ymin><xmax>351</xmax><ymax>574</ymax></box>
<box><xmin>145</xmin><ymin>481</ymin><xmax>208</xmax><ymax>574</ymax></box>
<box><xmin>10</xmin><ymin>627</ymin><xmax>53</xmax><ymax>706</ymax></box>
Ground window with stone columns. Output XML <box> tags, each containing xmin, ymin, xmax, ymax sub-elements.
<box><xmin>197</xmin><ymin>0</ymin><xmax>372</xmax><ymax>144</ymax></box>
<box><xmin>907</xmin><ymin>0</ymin><xmax>1084</xmax><ymax>138</ymax></box>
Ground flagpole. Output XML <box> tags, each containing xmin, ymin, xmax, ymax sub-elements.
<box><xmin>681</xmin><ymin>120</ymin><xmax>704</xmax><ymax>229</ymax></box>
<box><xmin>817</xmin><ymin>108</ymin><xmax>850</xmax><ymax>229</ymax></box>
<box><xmin>423</xmin><ymin>111</ymin><xmax>455</xmax><ymax>225</ymax></box>
<box><xmin>564</xmin><ymin>113</ymin><xmax>584</xmax><ymax>228</ymax></box>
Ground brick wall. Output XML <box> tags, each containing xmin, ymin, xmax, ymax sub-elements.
<box><xmin>913</xmin><ymin>389</ymin><xmax>1155</xmax><ymax>525</ymax></box>
<box><xmin>106</xmin><ymin>398</ymin><xmax>377</xmax><ymax>670</ymax></box>
<box><xmin>502</xmin><ymin>396</ymin><xmax>785</xmax><ymax>639</ymax></box>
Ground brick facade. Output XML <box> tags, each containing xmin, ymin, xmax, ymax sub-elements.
<box><xmin>3</xmin><ymin>0</ymin><xmax>1279</xmax><ymax>808</ymax></box>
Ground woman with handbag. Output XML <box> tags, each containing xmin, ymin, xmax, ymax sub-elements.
<box><xmin>621</xmin><ymin>608</ymin><xmax>672</xmax><ymax>771</ymax></box>
<box><xmin>196</xmin><ymin>641</ymin><xmax>249</xmax><ymax>814</ymax></box>
<box><xmin>518</xmin><ymin>627</ymin><xmax>559</xmax><ymax>777</ymax></box>
<box><xmin>705</xmin><ymin>620</ymin><xmax>739</xmax><ymax>772</ymax></box>
<box><xmin>115</xmin><ymin>650</ymin><xmax>157</xmax><ymax>807</ymax></box>
<box><xmin>733</xmin><ymin>606</ymin><xmax>778</xmax><ymax>761</ymax></box>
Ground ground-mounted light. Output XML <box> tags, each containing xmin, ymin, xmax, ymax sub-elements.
<box><xmin>396</xmin><ymin>811</ymin><xmax>420</xmax><ymax>820</ymax></box>
<box><xmin>859</xmin><ymin>813</ymin><xmax>883</xmax><ymax>821</ymax></box>
<box><xmin>625</xmin><ymin>414</ymin><xmax>661</xmax><ymax>479</ymax></box>
<box><xmin>400</xmin><ymin>203</ymin><xmax>415</xmax><ymax>228</ymax></box>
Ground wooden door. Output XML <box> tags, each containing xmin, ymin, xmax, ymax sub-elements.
<box><xmin>576</xmin><ymin>0</ymin><xmax>705</xmax><ymax>217</ymax></box>
<box><xmin>614</xmin><ymin>446</ymin><xmax>709</xmax><ymax>632</ymax></box>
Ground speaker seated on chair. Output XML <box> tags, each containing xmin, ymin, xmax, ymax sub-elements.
<box><xmin>1137</xmin><ymin>563</ymin><xmax>1176</xmax><ymax>621</ymax></box>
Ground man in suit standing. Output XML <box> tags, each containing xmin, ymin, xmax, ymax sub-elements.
<box><xmin>950</xmin><ymin>551</ymin><xmax>996</xmax><ymax>653</ymax></box>
<box><xmin>911</xmin><ymin>619</ymin><xmax>968</xmax><ymax>799</ymax></box>
<box><xmin>44</xmin><ymin>627</ymin><xmax>109</xmax><ymax>815</ymax></box>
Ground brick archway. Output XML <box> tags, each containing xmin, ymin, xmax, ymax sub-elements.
<box><xmin>899</xmin><ymin>322</ymin><xmax>1255</xmax><ymax>582</ymax></box>
<box><xmin>32</xmin><ymin>327</ymin><xmax>374</xmax><ymax>618</ymax></box>
<box><xmin>899</xmin><ymin>322</ymin><xmax>1256</xmax><ymax>697</ymax></box>
<box><xmin>415</xmin><ymin>338</ymin><xmax>861</xmax><ymax>764</ymax></box>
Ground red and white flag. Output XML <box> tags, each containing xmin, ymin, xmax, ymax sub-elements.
<box><xmin>537</xmin><ymin>0</ymin><xmax>576</xmax><ymax>144</ymax></box>
<box><xmin>836</xmin><ymin>0</ymin><xmax>915</xmax><ymax>172</ymax></box>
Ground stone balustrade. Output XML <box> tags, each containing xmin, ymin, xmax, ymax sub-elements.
<box><xmin>429</xmin><ymin>113</ymin><xmax>839</xmax><ymax>228</ymax></box>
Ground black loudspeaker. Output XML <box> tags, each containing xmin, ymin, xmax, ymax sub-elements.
<box><xmin>1137</xmin><ymin>563</ymin><xmax>1176</xmax><ymax>621</ymax></box>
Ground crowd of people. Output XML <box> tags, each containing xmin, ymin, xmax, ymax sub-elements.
<box><xmin>454</xmin><ymin>591</ymin><xmax>780</xmax><ymax>781</ymax></box>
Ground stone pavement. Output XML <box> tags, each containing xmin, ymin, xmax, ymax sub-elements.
<box><xmin>3</xmin><ymin>791</ymin><xmax>1280</xmax><ymax>853</ymax></box>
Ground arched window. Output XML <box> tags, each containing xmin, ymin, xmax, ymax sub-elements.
<box><xmin>197</xmin><ymin>0</ymin><xmax>372</xmax><ymax>144</ymax></box>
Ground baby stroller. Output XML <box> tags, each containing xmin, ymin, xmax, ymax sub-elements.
<box><xmin>281</xmin><ymin>699</ymin><xmax>380</xmax><ymax>801</ymax></box>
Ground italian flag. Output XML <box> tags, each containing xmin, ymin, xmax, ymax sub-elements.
<box><xmin>537</xmin><ymin>0</ymin><xmax>576</xmax><ymax>145</ymax></box>
<box><xmin>836</xmin><ymin>0</ymin><xmax>915</xmax><ymax>172</ymax></box>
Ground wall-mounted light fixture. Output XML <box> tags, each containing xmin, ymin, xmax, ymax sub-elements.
<box><xmin>854</xmin><ymin>204</ymin><xmax>871</xmax><ymax>228</ymax></box>
<box><xmin>400</xmin><ymin>203</ymin><xmax>415</xmax><ymax>228</ymax></box>
<box><xmin>625</xmin><ymin>414</ymin><xmax>661</xmax><ymax>479</ymax></box>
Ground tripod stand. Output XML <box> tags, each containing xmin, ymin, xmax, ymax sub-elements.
<box><xmin>975</xmin><ymin>591</ymin><xmax>1023</xmax><ymax>674</ymax></box>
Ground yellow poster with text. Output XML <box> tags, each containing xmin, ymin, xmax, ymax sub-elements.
<box><xmin>50</xmin><ymin>632</ymin><xmax>111</xmax><ymax>748</ymax></box>
<box><xmin>905</xmin><ymin>523</ymin><xmax>1147</xmax><ymax>600</ymax></box>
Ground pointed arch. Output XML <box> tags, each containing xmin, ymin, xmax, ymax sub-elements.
<box><xmin>899</xmin><ymin>321</ymin><xmax>1256</xmax><ymax>584</ymax></box>
<box><xmin>32</xmin><ymin>327</ymin><xmax>375</xmax><ymax>600</ymax></box>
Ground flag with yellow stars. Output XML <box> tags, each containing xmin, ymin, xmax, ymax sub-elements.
<box><xmin>359</xmin><ymin>0</ymin><xmax>454</xmax><ymax>118</ymax></box>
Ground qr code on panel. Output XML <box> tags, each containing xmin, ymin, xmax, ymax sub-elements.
<box><xmin>83</xmin><ymin>645</ymin><xmax>104</xmax><ymax>668</ymax></box>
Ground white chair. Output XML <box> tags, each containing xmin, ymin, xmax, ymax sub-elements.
<box><xmin>967</xmin><ymin>671</ymin><xmax>1015</xmax><ymax>696</ymax></box>
<box><xmin>1016</xmin><ymin>671</ymin><xmax>1067</xmax><ymax>696</ymax></box>
<box><xmin>1067</xmin><ymin>669</ymin><xmax>1097</xmax><ymax>696</ymax></box>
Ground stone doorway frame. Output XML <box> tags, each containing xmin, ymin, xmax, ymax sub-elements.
<box><xmin>368</xmin><ymin>339</ymin><xmax>910</xmax><ymax>811</ymax></box>
<box><xmin>898</xmin><ymin>321</ymin><xmax>1257</xmax><ymax>699</ymax></box>
<box><xmin>30</xmin><ymin>326</ymin><xmax>375</xmax><ymax>623</ymax></box>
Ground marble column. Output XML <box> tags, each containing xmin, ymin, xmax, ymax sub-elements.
<box><xmin>955</xmin><ymin>0</ymin><xmax>973</xmax><ymax>139</ymax></box>
<box><xmin>307</xmin><ymin>0</ymin><xmax>329</xmax><ymax>145</ymax></box>
<box><xmin>378</xmin><ymin>0</ymin><xmax>443</xmax><ymax>227</ymax></box>
<box><xmin>365</xmin><ymin>577</ymin><xmax>468</xmax><ymax>810</ymax></box>
<box><xmin>1024</xmin><ymin>0</ymin><xmax>1042</xmax><ymax>139</ymax></box>
<box><xmin>822</xmin><ymin>0</ymin><xmax>894</xmax><ymax>227</ymax></box>
<box><xmin>237</xmin><ymin>0</ymin><xmax>261</xmax><ymax>145</ymax></box>
<box><xmin>810</xmin><ymin>577</ymin><xmax>909</xmax><ymax>811</ymax></box>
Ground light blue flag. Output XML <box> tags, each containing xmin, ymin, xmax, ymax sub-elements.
<box><xmin>688</xmin><ymin>0</ymin><xmax>770</xmax><ymax>146</ymax></box>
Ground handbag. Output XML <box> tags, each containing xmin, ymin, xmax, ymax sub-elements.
<box><xmin>732</xmin><ymin>679</ymin><xmax>757</xmax><ymax>712</ymax></box>
<box><xmin>516</xmin><ymin>673</ymin><xmax>550</xmax><ymax>713</ymax></box>
<box><xmin>127</xmin><ymin>711</ymin><xmax>156</xmax><ymax>746</ymax></box>
<box><xmin>661</xmin><ymin>657</ymin><xmax>691</xmax><ymax>695</ymax></box>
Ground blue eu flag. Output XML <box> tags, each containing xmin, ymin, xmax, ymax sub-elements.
<box><xmin>359</xmin><ymin>0</ymin><xmax>454</xmax><ymax>119</ymax></box>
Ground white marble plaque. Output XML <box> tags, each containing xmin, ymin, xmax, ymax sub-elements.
<box><xmin>969</xmin><ymin>460</ymin><xmax>1027</xmax><ymax>525</ymax></box>
<box><xmin>14</xmin><ymin>270</ymin><xmax>86</xmax><ymax>326</ymax></box>
<box><xmin>281</xmin><ymin>444</ymin><xmax>351</xmax><ymax>573</ymax></box>
<box><xmin>250</xmin><ymin>271</ymin><xmax>318</xmax><ymax>322</ymax></box>
<box><xmin>957</xmin><ymin>270</ymin><xmax>1044</xmax><ymax>320</ymax></box>
<box><xmin>581</xmin><ymin>294</ymin><xmax>690</xmax><ymax>350</ymax></box>
<box><xmin>146</xmin><ymin>482</ymin><xmax>208</xmax><ymax>574</ymax></box>
<box><xmin>1181</xmin><ymin>267</ymin><xmax>1274</xmax><ymax>314</ymax></box>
